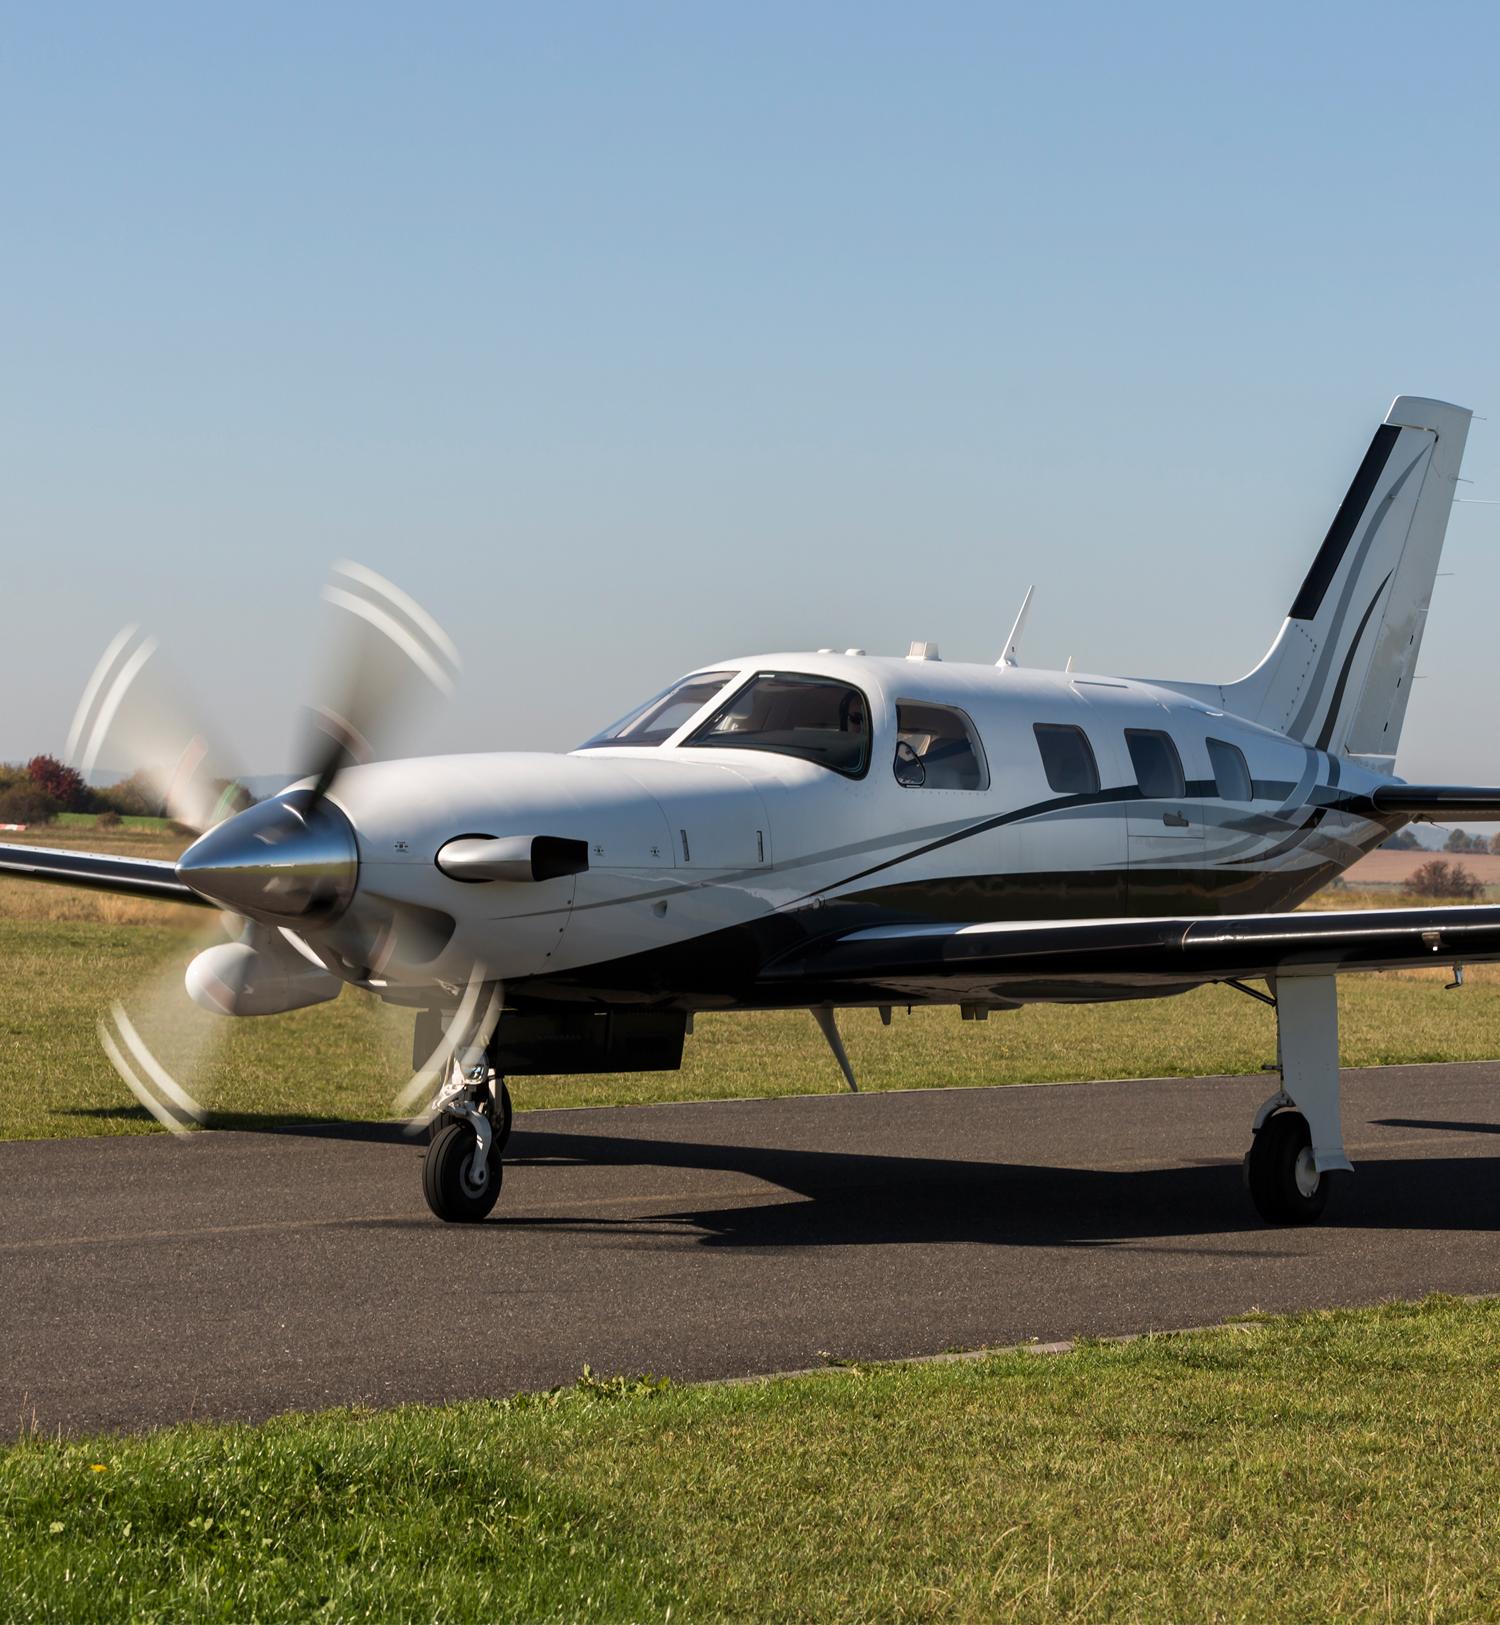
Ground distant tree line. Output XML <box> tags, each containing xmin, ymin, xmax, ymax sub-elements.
<box><xmin>1382</xmin><ymin>827</ymin><xmax>1500</xmax><ymax>854</ymax></box>
<box><xmin>1442</xmin><ymin>829</ymin><xmax>1500</xmax><ymax>854</ymax></box>
<box><xmin>0</xmin><ymin>755</ymin><xmax>171</xmax><ymax>825</ymax></box>
<box><xmin>0</xmin><ymin>754</ymin><xmax>253</xmax><ymax>830</ymax></box>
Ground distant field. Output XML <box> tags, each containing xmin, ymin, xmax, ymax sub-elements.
<box><xmin>1343</xmin><ymin>848</ymin><xmax>1500</xmax><ymax>888</ymax></box>
<box><xmin>4</xmin><ymin>1296</ymin><xmax>1499</xmax><ymax>1621</ymax></box>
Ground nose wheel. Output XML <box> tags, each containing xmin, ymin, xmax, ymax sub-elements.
<box><xmin>422</xmin><ymin>1077</ymin><xmax>513</xmax><ymax>1224</ymax></box>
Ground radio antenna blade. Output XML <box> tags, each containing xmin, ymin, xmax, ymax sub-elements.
<box><xmin>997</xmin><ymin>585</ymin><xmax>1035</xmax><ymax>667</ymax></box>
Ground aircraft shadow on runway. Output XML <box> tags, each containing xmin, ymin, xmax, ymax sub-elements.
<box><xmin>486</xmin><ymin>1126</ymin><xmax>1500</xmax><ymax>1250</ymax></box>
<box><xmin>64</xmin><ymin>1106</ymin><xmax>1500</xmax><ymax>1247</ymax></box>
<box><xmin>64</xmin><ymin>1105</ymin><xmax>412</xmax><ymax>1143</ymax></box>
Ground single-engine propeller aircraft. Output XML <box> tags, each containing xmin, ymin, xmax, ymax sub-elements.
<box><xmin>6</xmin><ymin>394</ymin><xmax>1500</xmax><ymax>1226</ymax></box>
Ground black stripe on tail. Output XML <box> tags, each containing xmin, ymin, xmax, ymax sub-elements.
<box><xmin>1288</xmin><ymin>424</ymin><xmax>1400</xmax><ymax>622</ymax></box>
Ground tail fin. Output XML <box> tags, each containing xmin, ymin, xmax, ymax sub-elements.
<box><xmin>1217</xmin><ymin>395</ymin><xmax>1471</xmax><ymax>769</ymax></box>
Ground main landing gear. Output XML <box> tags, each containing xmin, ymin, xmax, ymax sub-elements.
<box><xmin>1244</xmin><ymin>1105</ymin><xmax>1329</xmax><ymax>1224</ymax></box>
<box><xmin>1239</xmin><ymin>974</ymin><xmax>1352</xmax><ymax>1226</ymax></box>
<box><xmin>423</xmin><ymin>1070</ymin><xmax>514</xmax><ymax>1224</ymax></box>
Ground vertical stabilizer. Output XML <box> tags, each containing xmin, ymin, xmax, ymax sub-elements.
<box><xmin>1213</xmin><ymin>396</ymin><xmax>1470</xmax><ymax>768</ymax></box>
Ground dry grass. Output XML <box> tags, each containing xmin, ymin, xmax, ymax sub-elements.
<box><xmin>0</xmin><ymin>825</ymin><xmax>198</xmax><ymax>926</ymax></box>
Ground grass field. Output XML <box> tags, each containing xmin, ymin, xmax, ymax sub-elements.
<box><xmin>51</xmin><ymin>812</ymin><xmax>175</xmax><ymax>833</ymax></box>
<box><xmin>3</xmin><ymin>911</ymin><xmax>1500</xmax><ymax>1139</ymax></box>
<box><xmin>3</xmin><ymin>1295</ymin><xmax>1499</xmax><ymax>1621</ymax></box>
<box><xmin>2</xmin><ymin>824</ymin><xmax>1499</xmax><ymax>1139</ymax></box>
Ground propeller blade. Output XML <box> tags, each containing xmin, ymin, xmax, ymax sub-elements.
<box><xmin>99</xmin><ymin>1004</ymin><xmax>208</xmax><ymax>1133</ymax></box>
<box><xmin>67</xmin><ymin>626</ymin><xmax>247</xmax><ymax>834</ymax></box>
<box><xmin>302</xmin><ymin>560</ymin><xmax>460</xmax><ymax>806</ymax></box>
<box><xmin>96</xmin><ymin>917</ymin><xmax>234</xmax><ymax>1132</ymax></box>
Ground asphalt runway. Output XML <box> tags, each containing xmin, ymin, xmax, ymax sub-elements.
<box><xmin>4</xmin><ymin>1063</ymin><xmax>1500</xmax><ymax>1438</ymax></box>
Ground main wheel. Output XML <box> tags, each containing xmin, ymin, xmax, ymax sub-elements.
<box><xmin>1244</xmin><ymin>1110</ymin><xmax>1330</xmax><ymax>1225</ymax></box>
<box><xmin>423</xmin><ymin>1119</ymin><xmax>503</xmax><ymax>1223</ymax></box>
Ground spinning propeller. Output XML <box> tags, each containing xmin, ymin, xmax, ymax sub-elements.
<box><xmin>70</xmin><ymin>562</ymin><xmax>500</xmax><ymax>1134</ymax></box>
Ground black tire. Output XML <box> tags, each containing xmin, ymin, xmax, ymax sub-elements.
<box><xmin>423</xmin><ymin>1119</ymin><xmax>503</xmax><ymax>1223</ymax></box>
<box><xmin>1244</xmin><ymin>1110</ymin><xmax>1330</xmax><ymax>1225</ymax></box>
<box><xmin>491</xmin><ymin>1081</ymin><xmax>514</xmax><ymax>1155</ymax></box>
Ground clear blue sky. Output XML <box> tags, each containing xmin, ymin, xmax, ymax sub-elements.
<box><xmin>4</xmin><ymin>1</ymin><xmax>1498</xmax><ymax>788</ymax></box>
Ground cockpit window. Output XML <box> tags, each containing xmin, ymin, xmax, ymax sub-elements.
<box><xmin>684</xmin><ymin>672</ymin><xmax>871</xmax><ymax>777</ymax></box>
<box><xmin>893</xmin><ymin>702</ymin><xmax>989</xmax><ymax>790</ymax></box>
<box><xmin>578</xmin><ymin>671</ymin><xmax>738</xmax><ymax>749</ymax></box>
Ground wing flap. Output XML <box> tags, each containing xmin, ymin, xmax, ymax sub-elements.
<box><xmin>759</xmin><ymin>905</ymin><xmax>1500</xmax><ymax>1002</ymax></box>
<box><xmin>0</xmin><ymin>842</ymin><xmax>207</xmax><ymax>905</ymax></box>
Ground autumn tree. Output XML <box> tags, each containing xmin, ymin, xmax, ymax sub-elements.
<box><xmin>25</xmin><ymin>754</ymin><xmax>87</xmax><ymax>811</ymax></box>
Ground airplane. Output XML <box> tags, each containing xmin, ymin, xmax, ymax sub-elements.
<box><xmin>5</xmin><ymin>393</ymin><xmax>1500</xmax><ymax>1228</ymax></box>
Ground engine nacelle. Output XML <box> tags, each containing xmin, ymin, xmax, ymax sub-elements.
<box><xmin>185</xmin><ymin>935</ymin><xmax>343</xmax><ymax>1017</ymax></box>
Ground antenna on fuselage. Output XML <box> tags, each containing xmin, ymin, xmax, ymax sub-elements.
<box><xmin>997</xmin><ymin>585</ymin><xmax>1035</xmax><ymax>667</ymax></box>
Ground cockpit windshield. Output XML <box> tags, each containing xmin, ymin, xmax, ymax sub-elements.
<box><xmin>578</xmin><ymin>671</ymin><xmax>738</xmax><ymax>750</ymax></box>
<box><xmin>684</xmin><ymin>671</ymin><xmax>871</xmax><ymax>776</ymax></box>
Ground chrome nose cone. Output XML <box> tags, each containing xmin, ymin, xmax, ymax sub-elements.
<box><xmin>176</xmin><ymin>791</ymin><xmax>358</xmax><ymax>924</ymax></box>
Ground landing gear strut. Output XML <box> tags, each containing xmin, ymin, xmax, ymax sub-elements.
<box><xmin>1241</xmin><ymin>974</ymin><xmax>1352</xmax><ymax>1226</ymax></box>
<box><xmin>422</xmin><ymin>1071</ymin><xmax>513</xmax><ymax>1224</ymax></box>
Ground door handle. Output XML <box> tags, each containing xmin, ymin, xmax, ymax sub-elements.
<box><xmin>1162</xmin><ymin>811</ymin><xmax>1190</xmax><ymax>828</ymax></box>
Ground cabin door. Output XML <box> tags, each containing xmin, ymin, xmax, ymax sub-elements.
<box><xmin>1122</xmin><ymin>727</ymin><xmax>1205</xmax><ymax>909</ymax></box>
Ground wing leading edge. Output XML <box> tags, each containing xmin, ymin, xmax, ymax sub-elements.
<box><xmin>0</xmin><ymin>842</ymin><xmax>206</xmax><ymax>905</ymax></box>
<box><xmin>759</xmin><ymin>905</ymin><xmax>1500</xmax><ymax>1003</ymax></box>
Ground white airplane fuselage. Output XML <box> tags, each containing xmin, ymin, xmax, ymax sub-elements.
<box><xmin>321</xmin><ymin>651</ymin><xmax>1395</xmax><ymax>1010</ymax></box>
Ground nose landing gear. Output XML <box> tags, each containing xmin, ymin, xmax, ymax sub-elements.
<box><xmin>422</xmin><ymin>1074</ymin><xmax>513</xmax><ymax>1224</ymax></box>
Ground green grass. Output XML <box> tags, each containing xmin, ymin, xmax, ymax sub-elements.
<box><xmin>52</xmin><ymin>812</ymin><xmax>173</xmax><ymax>832</ymax></box>
<box><xmin>3</xmin><ymin>910</ymin><xmax>1499</xmax><ymax>1139</ymax></box>
<box><xmin>3</xmin><ymin>1296</ymin><xmax>1499</xmax><ymax>1621</ymax></box>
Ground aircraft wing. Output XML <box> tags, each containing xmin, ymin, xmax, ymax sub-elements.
<box><xmin>0</xmin><ymin>842</ymin><xmax>207</xmax><ymax>905</ymax></box>
<box><xmin>758</xmin><ymin>905</ymin><xmax>1500</xmax><ymax>1004</ymax></box>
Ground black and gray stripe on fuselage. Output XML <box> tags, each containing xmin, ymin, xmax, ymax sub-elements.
<box><xmin>516</xmin><ymin>777</ymin><xmax>1394</xmax><ymax>1008</ymax></box>
<box><xmin>806</xmin><ymin>762</ymin><xmax>1391</xmax><ymax>921</ymax></box>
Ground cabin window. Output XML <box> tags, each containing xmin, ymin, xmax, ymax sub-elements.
<box><xmin>1207</xmin><ymin>737</ymin><xmax>1253</xmax><ymax>801</ymax></box>
<box><xmin>1033</xmin><ymin>723</ymin><xmax>1100</xmax><ymax>795</ymax></box>
<box><xmin>1125</xmin><ymin>729</ymin><xmax>1186</xmax><ymax>799</ymax></box>
<box><xmin>685</xmin><ymin>672</ymin><xmax>871</xmax><ymax>777</ymax></box>
<box><xmin>892</xmin><ymin>702</ymin><xmax>989</xmax><ymax>790</ymax></box>
<box><xmin>579</xmin><ymin>670</ymin><xmax>739</xmax><ymax>749</ymax></box>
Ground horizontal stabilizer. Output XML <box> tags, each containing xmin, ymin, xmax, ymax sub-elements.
<box><xmin>1369</xmin><ymin>786</ymin><xmax>1500</xmax><ymax>821</ymax></box>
